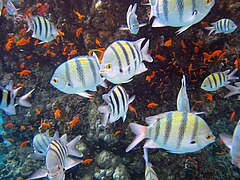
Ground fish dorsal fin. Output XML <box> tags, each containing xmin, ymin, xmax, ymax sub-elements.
<box><xmin>44</xmin><ymin>130</ymin><xmax>50</xmax><ymax>137</ymax></box>
<box><xmin>53</xmin><ymin>131</ymin><xmax>59</xmax><ymax>139</ymax></box>
<box><xmin>60</xmin><ymin>134</ymin><xmax>68</xmax><ymax>146</ymax></box>
<box><xmin>67</xmin><ymin>135</ymin><xmax>83</xmax><ymax>158</ymax></box>
<box><xmin>145</xmin><ymin>115</ymin><xmax>161</xmax><ymax>125</ymax></box>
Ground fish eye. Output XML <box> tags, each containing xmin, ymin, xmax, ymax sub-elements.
<box><xmin>53</xmin><ymin>78</ymin><xmax>58</xmax><ymax>83</ymax></box>
<box><xmin>106</xmin><ymin>64</ymin><xmax>112</xmax><ymax>69</ymax></box>
<box><xmin>205</xmin><ymin>0</ymin><xmax>212</xmax><ymax>4</ymax></box>
<box><xmin>205</xmin><ymin>134</ymin><xmax>213</xmax><ymax>140</ymax></box>
<box><xmin>57</xmin><ymin>165</ymin><xmax>61</xmax><ymax>171</ymax></box>
<box><xmin>190</xmin><ymin>140</ymin><xmax>196</xmax><ymax>144</ymax></box>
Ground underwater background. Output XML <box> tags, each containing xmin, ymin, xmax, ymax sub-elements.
<box><xmin>0</xmin><ymin>0</ymin><xmax>240</xmax><ymax>179</ymax></box>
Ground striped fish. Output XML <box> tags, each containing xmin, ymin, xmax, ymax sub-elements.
<box><xmin>177</xmin><ymin>75</ymin><xmax>190</xmax><ymax>112</ymax></box>
<box><xmin>126</xmin><ymin>111</ymin><xmax>215</xmax><ymax>153</ymax></box>
<box><xmin>119</xmin><ymin>3</ymin><xmax>147</xmax><ymax>34</ymax></box>
<box><xmin>149</xmin><ymin>0</ymin><xmax>215</xmax><ymax>34</ymax></box>
<box><xmin>50</xmin><ymin>53</ymin><xmax>106</xmax><ymax>98</ymax></box>
<box><xmin>0</xmin><ymin>81</ymin><xmax>34</xmax><ymax>115</ymax></box>
<box><xmin>201</xmin><ymin>69</ymin><xmax>239</xmax><ymax>91</ymax></box>
<box><xmin>205</xmin><ymin>18</ymin><xmax>237</xmax><ymax>36</ymax></box>
<box><xmin>26</xmin><ymin>15</ymin><xmax>59</xmax><ymax>44</ymax></box>
<box><xmin>220</xmin><ymin>120</ymin><xmax>240</xmax><ymax>168</ymax></box>
<box><xmin>99</xmin><ymin>38</ymin><xmax>153</xmax><ymax>84</ymax></box>
<box><xmin>224</xmin><ymin>82</ymin><xmax>240</xmax><ymax>100</ymax></box>
<box><xmin>28</xmin><ymin>134</ymin><xmax>83</xmax><ymax>180</ymax></box>
<box><xmin>29</xmin><ymin>130</ymin><xmax>59</xmax><ymax>160</ymax></box>
<box><xmin>98</xmin><ymin>85</ymin><xmax>135</xmax><ymax>126</ymax></box>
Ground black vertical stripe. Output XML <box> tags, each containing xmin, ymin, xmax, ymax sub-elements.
<box><xmin>6</xmin><ymin>90</ymin><xmax>11</xmax><ymax>106</ymax></box>
<box><xmin>217</xmin><ymin>72</ymin><xmax>222</xmax><ymax>86</ymax></box>
<box><xmin>163</xmin><ymin>113</ymin><xmax>173</xmax><ymax>145</ymax></box>
<box><xmin>35</xmin><ymin>138</ymin><xmax>47</xmax><ymax>153</ymax></box>
<box><xmin>163</xmin><ymin>0</ymin><xmax>168</xmax><ymax>22</ymax></box>
<box><xmin>191</xmin><ymin>0</ymin><xmax>196</xmax><ymax>15</ymax></box>
<box><xmin>118</xmin><ymin>86</ymin><xmax>126</xmax><ymax>113</ymax></box>
<box><xmin>43</xmin><ymin>17</ymin><xmax>48</xmax><ymax>40</ymax></box>
<box><xmin>50</xmin><ymin>141</ymin><xmax>64</xmax><ymax>166</ymax></box>
<box><xmin>88</xmin><ymin>58</ymin><xmax>97</xmax><ymax>85</ymax></box>
<box><xmin>75</xmin><ymin>59</ymin><xmax>85</xmax><ymax>87</ymax></box>
<box><xmin>109</xmin><ymin>96</ymin><xmax>115</xmax><ymax>117</ymax></box>
<box><xmin>134</xmin><ymin>44</ymin><xmax>141</xmax><ymax>71</ymax></box>
<box><xmin>37</xmin><ymin>16</ymin><xmax>42</xmax><ymax>37</ymax></box>
<box><xmin>0</xmin><ymin>89</ymin><xmax>3</xmax><ymax>105</ymax></box>
<box><xmin>109</xmin><ymin>45</ymin><xmax>123</xmax><ymax>73</ymax></box>
<box><xmin>117</xmin><ymin>42</ymin><xmax>131</xmax><ymax>74</ymax></box>
<box><xmin>112</xmin><ymin>90</ymin><xmax>120</xmax><ymax>116</ymax></box>
<box><xmin>207</xmin><ymin>76</ymin><xmax>212</xmax><ymax>88</ymax></box>
<box><xmin>177</xmin><ymin>0</ymin><xmax>184</xmax><ymax>22</ymax></box>
<box><xmin>212</xmin><ymin>74</ymin><xmax>218</xmax><ymax>88</ymax></box>
<box><xmin>125</xmin><ymin>42</ymin><xmax>136</xmax><ymax>73</ymax></box>
<box><xmin>191</xmin><ymin>116</ymin><xmax>199</xmax><ymax>141</ymax></box>
<box><xmin>219</xmin><ymin>20</ymin><xmax>223</xmax><ymax>32</ymax></box>
<box><xmin>154</xmin><ymin>119</ymin><xmax>161</xmax><ymax>142</ymax></box>
<box><xmin>65</xmin><ymin>62</ymin><xmax>72</xmax><ymax>87</ymax></box>
<box><xmin>223</xmin><ymin>19</ymin><xmax>227</xmax><ymax>32</ymax></box>
<box><xmin>177</xmin><ymin>112</ymin><xmax>188</xmax><ymax>148</ymax></box>
<box><xmin>222</xmin><ymin>72</ymin><xmax>226</xmax><ymax>82</ymax></box>
<box><xmin>227</xmin><ymin>19</ymin><xmax>230</xmax><ymax>31</ymax></box>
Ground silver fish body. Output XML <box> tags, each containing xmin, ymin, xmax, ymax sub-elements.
<box><xmin>150</xmin><ymin>0</ymin><xmax>215</xmax><ymax>34</ymax></box>
<box><xmin>205</xmin><ymin>18</ymin><xmax>237</xmax><ymax>35</ymax></box>
<box><xmin>126</xmin><ymin>111</ymin><xmax>215</xmax><ymax>153</ymax></box>
<box><xmin>50</xmin><ymin>53</ymin><xmax>106</xmax><ymax>98</ymax></box>
<box><xmin>26</xmin><ymin>15</ymin><xmax>59</xmax><ymax>43</ymax></box>
<box><xmin>177</xmin><ymin>75</ymin><xmax>190</xmax><ymax>112</ymax></box>
<box><xmin>98</xmin><ymin>85</ymin><xmax>135</xmax><ymax>126</ymax></box>
<box><xmin>99</xmin><ymin>38</ymin><xmax>153</xmax><ymax>84</ymax></box>
<box><xmin>4</xmin><ymin>0</ymin><xmax>18</xmax><ymax>16</ymax></box>
<box><xmin>201</xmin><ymin>69</ymin><xmax>239</xmax><ymax>91</ymax></box>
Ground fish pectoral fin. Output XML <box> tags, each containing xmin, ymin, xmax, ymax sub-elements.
<box><xmin>219</xmin><ymin>133</ymin><xmax>233</xmax><ymax>149</ymax></box>
<box><xmin>119</xmin><ymin>25</ymin><xmax>129</xmax><ymax>31</ymax></box>
<box><xmin>139</xmin><ymin>23</ymin><xmax>148</xmax><ymax>28</ymax></box>
<box><xmin>143</xmin><ymin>139</ymin><xmax>161</xmax><ymax>149</ymax></box>
<box><xmin>88</xmin><ymin>86</ymin><xmax>97</xmax><ymax>91</ymax></box>
<box><xmin>176</xmin><ymin>25</ymin><xmax>192</xmax><ymax>35</ymax></box>
<box><xmin>27</xmin><ymin>168</ymin><xmax>48</xmax><ymax>180</ymax></box>
<box><xmin>152</xmin><ymin>18</ymin><xmax>166</xmax><ymax>27</ymax></box>
<box><xmin>76</xmin><ymin>91</ymin><xmax>92</xmax><ymax>98</ymax></box>
<box><xmin>2</xmin><ymin>106</ymin><xmax>16</xmax><ymax>115</ymax></box>
<box><xmin>65</xmin><ymin>157</ymin><xmax>83</xmax><ymax>171</ymax></box>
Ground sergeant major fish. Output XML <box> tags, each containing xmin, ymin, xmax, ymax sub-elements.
<box><xmin>0</xmin><ymin>81</ymin><xmax>34</xmax><ymax>115</ymax></box>
<box><xmin>149</xmin><ymin>0</ymin><xmax>215</xmax><ymax>34</ymax></box>
<box><xmin>220</xmin><ymin>120</ymin><xmax>240</xmax><ymax>168</ymax></box>
<box><xmin>126</xmin><ymin>111</ymin><xmax>215</xmax><ymax>153</ymax></box>
<box><xmin>224</xmin><ymin>82</ymin><xmax>240</xmax><ymax>100</ymax></box>
<box><xmin>98</xmin><ymin>85</ymin><xmax>135</xmax><ymax>126</ymax></box>
<box><xmin>201</xmin><ymin>69</ymin><xmax>239</xmax><ymax>91</ymax></box>
<box><xmin>28</xmin><ymin>130</ymin><xmax>59</xmax><ymax>160</ymax></box>
<box><xmin>99</xmin><ymin>38</ymin><xmax>153</xmax><ymax>84</ymax></box>
<box><xmin>28</xmin><ymin>134</ymin><xmax>83</xmax><ymax>180</ymax></box>
<box><xmin>26</xmin><ymin>15</ymin><xmax>59</xmax><ymax>44</ymax></box>
<box><xmin>50</xmin><ymin>53</ymin><xmax>107</xmax><ymax>98</ymax></box>
<box><xmin>205</xmin><ymin>18</ymin><xmax>238</xmax><ymax>36</ymax></box>
<box><xmin>119</xmin><ymin>3</ymin><xmax>147</xmax><ymax>34</ymax></box>
<box><xmin>177</xmin><ymin>75</ymin><xmax>190</xmax><ymax>112</ymax></box>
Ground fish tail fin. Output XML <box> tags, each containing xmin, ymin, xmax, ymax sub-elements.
<box><xmin>204</xmin><ymin>26</ymin><xmax>215</xmax><ymax>36</ymax></box>
<box><xmin>224</xmin><ymin>84</ymin><xmax>240</xmax><ymax>98</ymax></box>
<box><xmin>227</xmin><ymin>68</ymin><xmax>239</xmax><ymax>81</ymax></box>
<box><xmin>126</xmin><ymin>123</ymin><xmax>147</xmax><ymax>152</ymax></box>
<box><xmin>98</xmin><ymin>105</ymin><xmax>110</xmax><ymax>126</ymax></box>
<box><xmin>18</xmin><ymin>89</ymin><xmax>34</xmax><ymax>107</ymax></box>
<box><xmin>67</xmin><ymin>135</ymin><xmax>83</xmax><ymax>158</ymax></box>
<box><xmin>140</xmin><ymin>39</ymin><xmax>153</xmax><ymax>62</ymax></box>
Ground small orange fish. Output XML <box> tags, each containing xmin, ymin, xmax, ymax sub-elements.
<box><xmin>16</xmin><ymin>37</ymin><xmax>30</xmax><ymax>46</ymax></box>
<box><xmin>76</xmin><ymin>28</ymin><xmax>83</xmax><ymax>38</ymax></box>
<box><xmin>16</xmin><ymin>83</ymin><xmax>24</xmax><ymax>87</ymax></box>
<box><xmin>217</xmin><ymin>151</ymin><xmax>227</xmax><ymax>155</ymax></box>
<box><xmin>6</xmin><ymin>138</ymin><xmax>14</xmax><ymax>143</ymax></box>
<box><xmin>230</xmin><ymin>111</ymin><xmax>235</xmax><ymax>123</ymax></box>
<box><xmin>70</xmin><ymin>115</ymin><xmax>79</xmax><ymax>129</ymax></box>
<box><xmin>54</xmin><ymin>109</ymin><xmax>61</xmax><ymax>118</ymax></box>
<box><xmin>146</xmin><ymin>71</ymin><xmax>155</xmax><ymax>82</ymax></box>
<box><xmin>19</xmin><ymin>27</ymin><xmax>27</xmax><ymax>36</ymax></box>
<box><xmin>210</xmin><ymin>50</ymin><xmax>222</xmax><ymax>58</ymax></box>
<box><xmin>204</xmin><ymin>93</ymin><xmax>212</xmax><ymax>101</ymax></box>
<box><xmin>114</xmin><ymin>130</ymin><xmax>121</xmax><ymax>137</ymax></box>
<box><xmin>217</xmin><ymin>52</ymin><xmax>227</xmax><ymax>61</ymax></box>
<box><xmin>181</xmin><ymin>40</ymin><xmax>186</xmax><ymax>49</ymax></box>
<box><xmin>128</xmin><ymin>105</ymin><xmax>137</xmax><ymax>117</ymax></box>
<box><xmin>192</xmin><ymin>41</ymin><xmax>203</xmax><ymax>46</ymax></box>
<box><xmin>82</xmin><ymin>158</ymin><xmax>93</xmax><ymax>165</ymax></box>
<box><xmin>234</xmin><ymin>58</ymin><xmax>239</xmax><ymax>69</ymax></box>
<box><xmin>201</xmin><ymin>21</ymin><xmax>209</xmax><ymax>27</ymax></box>
<box><xmin>164</xmin><ymin>39</ymin><xmax>172</xmax><ymax>47</ymax></box>
<box><xmin>17</xmin><ymin>70</ymin><xmax>31</xmax><ymax>77</ymax></box>
<box><xmin>58</xmin><ymin>31</ymin><xmax>65</xmax><ymax>37</ymax></box>
<box><xmin>19</xmin><ymin>140</ymin><xmax>29</xmax><ymax>148</ymax></box>
<box><xmin>155</xmin><ymin>55</ymin><xmax>166</xmax><ymax>61</ymax></box>
<box><xmin>28</xmin><ymin>126</ymin><xmax>34</xmax><ymax>130</ymax></box>
<box><xmin>5</xmin><ymin>40</ymin><xmax>13</xmax><ymax>51</ymax></box>
<box><xmin>194</xmin><ymin>47</ymin><xmax>199</xmax><ymax>54</ymax></box>
<box><xmin>69</xmin><ymin>49</ymin><xmax>77</xmax><ymax>56</ymax></box>
<box><xmin>147</xmin><ymin>102</ymin><xmax>158</xmax><ymax>108</ymax></box>
<box><xmin>20</xmin><ymin>62</ymin><xmax>25</xmax><ymax>69</ymax></box>
<box><xmin>36</xmin><ymin>108</ymin><xmax>41</xmax><ymax>115</ymax></box>
<box><xmin>34</xmin><ymin>40</ymin><xmax>39</xmax><ymax>46</ymax></box>
<box><xmin>35</xmin><ymin>3</ymin><xmax>43</xmax><ymax>8</ymax></box>
<box><xmin>17</xmin><ymin>177</ymin><xmax>24</xmax><ymax>180</ymax></box>
<box><xmin>20</xmin><ymin>125</ymin><xmax>26</xmax><ymax>130</ymax></box>
<box><xmin>95</xmin><ymin>39</ymin><xmax>102</xmax><ymax>47</ymax></box>
<box><xmin>5</xmin><ymin>123</ymin><xmax>14</xmax><ymax>128</ymax></box>
<box><xmin>73</xmin><ymin>10</ymin><xmax>83</xmax><ymax>20</ymax></box>
<box><xmin>41</xmin><ymin>123</ymin><xmax>51</xmax><ymax>128</ymax></box>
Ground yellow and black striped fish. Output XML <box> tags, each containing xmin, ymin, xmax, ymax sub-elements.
<box><xmin>126</xmin><ymin>111</ymin><xmax>215</xmax><ymax>154</ymax></box>
<box><xmin>201</xmin><ymin>69</ymin><xmax>239</xmax><ymax>91</ymax></box>
<box><xmin>26</xmin><ymin>15</ymin><xmax>59</xmax><ymax>43</ymax></box>
<box><xmin>99</xmin><ymin>38</ymin><xmax>153</xmax><ymax>84</ymax></box>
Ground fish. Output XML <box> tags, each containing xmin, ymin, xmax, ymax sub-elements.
<box><xmin>126</xmin><ymin>111</ymin><xmax>215</xmax><ymax>153</ymax></box>
<box><xmin>220</xmin><ymin>120</ymin><xmax>240</xmax><ymax>168</ymax></box>
<box><xmin>177</xmin><ymin>75</ymin><xmax>190</xmax><ymax>112</ymax></box>
<box><xmin>224</xmin><ymin>82</ymin><xmax>240</xmax><ymax>100</ymax></box>
<box><xmin>144</xmin><ymin>148</ymin><xmax>158</xmax><ymax>180</ymax></box>
<box><xmin>205</xmin><ymin>18</ymin><xmax>238</xmax><ymax>35</ymax></box>
<box><xmin>50</xmin><ymin>53</ymin><xmax>107</xmax><ymax>98</ymax></box>
<box><xmin>4</xmin><ymin>0</ymin><xmax>18</xmax><ymax>16</ymax></box>
<box><xmin>99</xmin><ymin>38</ymin><xmax>153</xmax><ymax>84</ymax></box>
<box><xmin>26</xmin><ymin>15</ymin><xmax>59</xmax><ymax>44</ymax></box>
<box><xmin>149</xmin><ymin>0</ymin><xmax>215</xmax><ymax>34</ymax></box>
<box><xmin>19</xmin><ymin>140</ymin><xmax>30</xmax><ymax>148</ymax></box>
<box><xmin>0</xmin><ymin>0</ymin><xmax>3</xmax><ymax>16</ymax></box>
<box><xmin>29</xmin><ymin>130</ymin><xmax>59</xmax><ymax>160</ymax></box>
<box><xmin>201</xmin><ymin>69</ymin><xmax>239</xmax><ymax>91</ymax></box>
<box><xmin>98</xmin><ymin>85</ymin><xmax>135</xmax><ymax>126</ymax></box>
<box><xmin>28</xmin><ymin>134</ymin><xmax>83</xmax><ymax>180</ymax></box>
<box><xmin>119</xmin><ymin>3</ymin><xmax>147</xmax><ymax>34</ymax></box>
<box><xmin>0</xmin><ymin>81</ymin><xmax>34</xmax><ymax>115</ymax></box>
